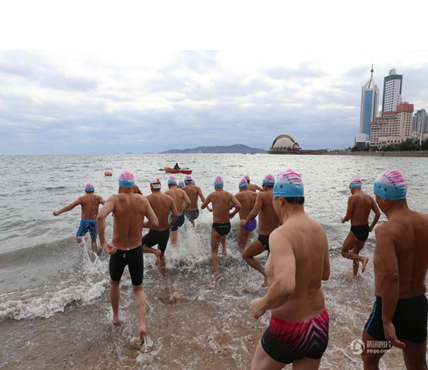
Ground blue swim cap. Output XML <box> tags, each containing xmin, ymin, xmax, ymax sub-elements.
<box><xmin>238</xmin><ymin>178</ymin><xmax>248</xmax><ymax>188</ymax></box>
<box><xmin>214</xmin><ymin>176</ymin><xmax>224</xmax><ymax>188</ymax></box>
<box><xmin>119</xmin><ymin>172</ymin><xmax>135</xmax><ymax>188</ymax></box>
<box><xmin>374</xmin><ymin>169</ymin><xmax>407</xmax><ymax>200</ymax></box>
<box><xmin>262</xmin><ymin>174</ymin><xmax>275</xmax><ymax>186</ymax></box>
<box><xmin>350</xmin><ymin>177</ymin><xmax>362</xmax><ymax>189</ymax></box>
<box><xmin>168</xmin><ymin>175</ymin><xmax>177</xmax><ymax>185</ymax></box>
<box><xmin>273</xmin><ymin>169</ymin><xmax>304</xmax><ymax>198</ymax></box>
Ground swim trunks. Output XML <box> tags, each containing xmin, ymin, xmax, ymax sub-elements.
<box><xmin>184</xmin><ymin>209</ymin><xmax>199</xmax><ymax>222</ymax></box>
<box><xmin>258</xmin><ymin>234</ymin><xmax>270</xmax><ymax>251</ymax></box>
<box><xmin>142</xmin><ymin>228</ymin><xmax>170</xmax><ymax>253</ymax></box>
<box><xmin>77</xmin><ymin>219</ymin><xmax>97</xmax><ymax>239</ymax></box>
<box><xmin>242</xmin><ymin>219</ymin><xmax>257</xmax><ymax>232</ymax></box>
<box><xmin>212</xmin><ymin>222</ymin><xmax>231</xmax><ymax>236</ymax></box>
<box><xmin>351</xmin><ymin>224</ymin><xmax>369</xmax><ymax>241</ymax></box>
<box><xmin>365</xmin><ymin>295</ymin><xmax>428</xmax><ymax>344</ymax></box>
<box><xmin>261</xmin><ymin>308</ymin><xmax>329</xmax><ymax>364</ymax></box>
<box><xmin>171</xmin><ymin>214</ymin><xmax>185</xmax><ymax>231</ymax></box>
<box><xmin>109</xmin><ymin>246</ymin><xmax>143</xmax><ymax>286</ymax></box>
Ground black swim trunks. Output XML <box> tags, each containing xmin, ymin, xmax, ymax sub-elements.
<box><xmin>351</xmin><ymin>224</ymin><xmax>369</xmax><ymax>241</ymax></box>
<box><xmin>109</xmin><ymin>246</ymin><xmax>143</xmax><ymax>286</ymax></box>
<box><xmin>142</xmin><ymin>228</ymin><xmax>170</xmax><ymax>253</ymax></box>
<box><xmin>365</xmin><ymin>295</ymin><xmax>428</xmax><ymax>344</ymax></box>
<box><xmin>212</xmin><ymin>222</ymin><xmax>231</xmax><ymax>236</ymax></box>
<box><xmin>184</xmin><ymin>208</ymin><xmax>199</xmax><ymax>222</ymax></box>
<box><xmin>258</xmin><ymin>234</ymin><xmax>270</xmax><ymax>251</ymax></box>
<box><xmin>171</xmin><ymin>214</ymin><xmax>185</xmax><ymax>231</ymax></box>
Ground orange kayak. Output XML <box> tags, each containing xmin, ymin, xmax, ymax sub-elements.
<box><xmin>164</xmin><ymin>167</ymin><xmax>192</xmax><ymax>175</ymax></box>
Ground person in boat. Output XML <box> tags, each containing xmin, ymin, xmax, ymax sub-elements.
<box><xmin>341</xmin><ymin>177</ymin><xmax>380</xmax><ymax>276</ymax></box>
<box><xmin>174</xmin><ymin>163</ymin><xmax>181</xmax><ymax>170</ymax></box>
<box><xmin>53</xmin><ymin>183</ymin><xmax>105</xmax><ymax>251</ymax></box>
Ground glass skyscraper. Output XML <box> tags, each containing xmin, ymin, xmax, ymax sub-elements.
<box><xmin>359</xmin><ymin>66</ymin><xmax>379</xmax><ymax>138</ymax></box>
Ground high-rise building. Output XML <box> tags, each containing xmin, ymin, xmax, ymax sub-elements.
<box><xmin>412</xmin><ymin>109</ymin><xmax>428</xmax><ymax>135</ymax></box>
<box><xmin>370</xmin><ymin>102</ymin><xmax>414</xmax><ymax>147</ymax></box>
<box><xmin>382</xmin><ymin>69</ymin><xmax>403</xmax><ymax>112</ymax></box>
<box><xmin>359</xmin><ymin>65</ymin><xmax>379</xmax><ymax>138</ymax></box>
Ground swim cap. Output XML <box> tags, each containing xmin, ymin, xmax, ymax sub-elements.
<box><xmin>85</xmin><ymin>183</ymin><xmax>94</xmax><ymax>192</ymax></box>
<box><xmin>214</xmin><ymin>176</ymin><xmax>224</xmax><ymax>188</ymax></box>
<box><xmin>239</xmin><ymin>178</ymin><xmax>248</xmax><ymax>189</ymax></box>
<box><xmin>168</xmin><ymin>175</ymin><xmax>177</xmax><ymax>185</ymax></box>
<box><xmin>374</xmin><ymin>169</ymin><xmax>407</xmax><ymax>200</ymax></box>
<box><xmin>178</xmin><ymin>180</ymin><xmax>185</xmax><ymax>188</ymax></box>
<box><xmin>192</xmin><ymin>179</ymin><xmax>195</xmax><ymax>185</ymax></box>
<box><xmin>119</xmin><ymin>171</ymin><xmax>135</xmax><ymax>188</ymax></box>
<box><xmin>350</xmin><ymin>177</ymin><xmax>362</xmax><ymax>189</ymax></box>
<box><xmin>150</xmin><ymin>177</ymin><xmax>161</xmax><ymax>190</ymax></box>
<box><xmin>273</xmin><ymin>169</ymin><xmax>304</xmax><ymax>198</ymax></box>
<box><xmin>244</xmin><ymin>174</ymin><xmax>250</xmax><ymax>183</ymax></box>
<box><xmin>184</xmin><ymin>175</ymin><xmax>193</xmax><ymax>184</ymax></box>
<box><xmin>262</xmin><ymin>174</ymin><xmax>275</xmax><ymax>186</ymax></box>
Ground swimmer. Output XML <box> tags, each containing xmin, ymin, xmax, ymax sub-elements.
<box><xmin>234</xmin><ymin>178</ymin><xmax>257</xmax><ymax>253</ymax></box>
<box><xmin>240</xmin><ymin>174</ymin><xmax>279</xmax><ymax>287</ymax></box>
<box><xmin>97</xmin><ymin>171</ymin><xmax>159</xmax><ymax>346</ymax></box>
<box><xmin>341</xmin><ymin>177</ymin><xmax>380</xmax><ymax>276</ymax></box>
<box><xmin>201</xmin><ymin>176</ymin><xmax>241</xmax><ymax>280</ymax></box>
<box><xmin>362</xmin><ymin>170</ymin><xmax>428</xmax><ymax>369</ymax></box>
<box><xmin>178</xmin><ymin>180</ymin><xmax>185</xmax><ymax>189</ymax></box>
<box><xmin>182</xmin><ymin>175</ymin><xmax>211</xmax><ymax>226</ymax></box>
<box><xmin>53</xmin><ymin>183</ymin><xmax>105</xmax><ymax>251</ymax></box>
<box><xmin>249</xmin><ymin>169</ymin><xmax>330</xmax><ymax>370</ymax></box>
<box><xmin>142</xmin><ymin>178</ymin><xmax>178</xmax><ymax>275</ymax></box>
<box><xmin>244</xmin><ymin>174</ymin><xmax>263</xmax><ymax>192</ymax></box>
<box><xmin>165</xmin><ymin>175</ymin><xmax>191</xmax><ymax>247</ymax></box>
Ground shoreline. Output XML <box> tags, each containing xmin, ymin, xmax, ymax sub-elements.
<box><xmin>268</xmin><ymin>151</ymin><xmax>428</xmax><ymax>157</ymax></box>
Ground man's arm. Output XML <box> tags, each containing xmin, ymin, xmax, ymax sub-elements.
<box><xmin>182</xmin><ymin>191</ymin><xmax>191</xmax><ymax>212</ymax></box>
<box><xmin>341</xmin><ymin>197</ymin><xmax>354</xmax><ymax>223</ymax></box>
<box><xmin>374</xmin><ymin>225</ymin><xmax>404</xmax><ymax>348</ymax></box>
<box><xmin>241</xmin><ymin>193</ymin><xmax>263</xmax><ymax>226</ymax></box>
<box><xmin>254</xmin><ymin>184</ymin><xmax>264</xmax><ymax>192</ymax></box>
<box><xmin>229</xmin><ymin>194</ymin><xmax>241</xmax><ymax>219</ymax></box>
<box><xmin>201</xmin><ymin>193</ymin><xmax>212</xmax><ymax>210</ymax></box>
<box><xmin>144</xmin><ymin>200</ymin><xmax>159</xmax><ymax>229</ymax></box>
<box><xmin>198</xmin><ymin>188</ymin><xmax>212</xmax><ymax>211</ymax></box>
<box><xmin>369</xmin><ymin>199</ymin><xmax>381</xmax><ymax>232</ymax></box>
<box><xmin>98</xmin><ymin>196</ymin><xmax>106</xmax><ymax>205</ymax></box>
<box><xmin>168</xmin><ymin>198</ymin><xmax>179</xmax><ymax>228</ymax></box>
<box><xmin>250</xmin><ymin>232</ymin><xmax>296</xmax><ymax>318</ymax></box>
<box><xmin>53</xmin><ymin>198</ymin><xmax>82</xmax><ymax>216</ymax></box>
<box><xmin>96</xmin><ymin>198</ymin><xmax>117</xmax><ymax>255</ymax></box>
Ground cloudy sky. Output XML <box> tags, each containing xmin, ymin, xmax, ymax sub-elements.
<box><xmin>1</xmin><ymin>50</ymin><xmax>428</xmax><ymax>154</ymax></box>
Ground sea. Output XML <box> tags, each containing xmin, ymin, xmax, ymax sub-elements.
<box><xmin>0</xmin><ymin>153</ymin><xmax>427</xmax><ymax>370</ymax></box>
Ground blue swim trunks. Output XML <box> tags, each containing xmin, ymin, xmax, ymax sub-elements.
<box><xmin>77</xmin><ymin>219</ymin><xmax>97</xmax><ymax>240</ymax></box>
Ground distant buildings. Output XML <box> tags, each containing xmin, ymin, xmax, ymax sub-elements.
<box><xmin>382</xmin><ymin>69</ymin><xmax>403</xmax><ymax>112</ymax></box>
<box><xmin>359</xmin><ymin>65</ymin><xmax>379</xmax><ymax>137</ymax></box>
<box><xmin>412</xmin><ymin>109</ymin><xmax>428</xmax><ymax>136</ymax></box>
<box><xmin>268</xmin><ymin>134</ymin><xmax>301</xmax><ymax>154</ymax></box>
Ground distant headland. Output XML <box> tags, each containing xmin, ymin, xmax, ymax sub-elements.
<box><xmin>159</xmin><ymin>144</ymin><xmax>267</xmax><ymax>154</ymax></box>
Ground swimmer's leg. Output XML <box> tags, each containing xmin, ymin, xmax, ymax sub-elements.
<box><xmin>352</xmin><ymin>240</ymin><xmax>368</xmax><ymax>276</ymax></box>
<box><xmin>250</xmin><ymin>339</ymin><xmax>285</xmax><ymax>370</ymax></box>
<box><xmin>170</xmin><ymin>230</ymin><xmax>178</xmax><ymax>247</ymax></box>
<box><xmin>143</xmin><ymin>246</ymin><xmax>161</xmax><ymax>266</ymax></box>
<box><xmin>341</xmin><ymin>232</ymin><xmax>369</xmax><ymax>276</ymax></box>
<box><xmin>237</xmin><ymin>227</ymin><xmax>250</xmax><ymax>254</ymax></box>
<box><xmin>211</xmin><ymin>228</ymin><xmax>221</xmax><ymax>280</ymax></box>
<box><xmin>132</xmin><ymin>284</ymin><xmax>147</xmax><ymax>346</ymax></box>
<box><xmin>243</xmin><ymin>239</ymin><xmax>267</xmax><ymax>285</ymax></box>
<box><xmin>361</xmin><ymin>329</ymin><xmax>388</xmax><ymax>370</ymax></box>
<box><xmin>159</xmin><ymin>252</ymin><xmax>166</xmax><ymax>276</ymax></box>
<box><xmin>110</xmin><ymin>279</ymin><xmax>121</xmax><ymax>325</ymax></box>
<box><xmin>221</xmin><ymin>235</ymin><xmax>227</xmax><ymax>255</ymax></box>
<box><xmin>91</xmin><ymin>238</ymin><xmax>98</xmax><ymax>252</ymax></box>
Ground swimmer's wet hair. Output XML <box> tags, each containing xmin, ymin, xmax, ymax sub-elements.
<box><xmin>285</xmin><ymin>197</ymin><xmax>305</xmax><ymax>205</ymax></box>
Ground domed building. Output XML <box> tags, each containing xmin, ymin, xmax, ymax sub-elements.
<box><xmin>268</xmin><ymin>134</ymin><xmax>301</xmax><ymax>154</ymax></box>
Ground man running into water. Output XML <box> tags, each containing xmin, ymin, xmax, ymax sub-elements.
<box><xmin>241</xmin><ymin>174</ymin><xmax>279</xmax><ymax>287</ymax></box>
<box><xmin>142</xmin><ymin>178</ymin><xmax>178</xmax><ymax>276</ymax></box>
<box><xmin>97</xmin><ymin>172</ymin><xmax>159</xmax><ymax>346</ymax></box>
<box><xmin>249</xmin><ymin>169</ymin><xmax>330</xmax><ymax>370</ymax></box>
<box><xmin>53</xmin><ymin>183</ymin><xmax>105</xmax><ymax>251</ymax></box>
<box><xmin>341</xmin><ymin>177</ymin><xmax>380</xmax><ymax>276</ymax></box>
<box><xmin>234</xmin><ymin>178</ymin><xmax>257</xmax><ymax>254</ymax></box>
<box><xmin>201</xmin><ymin>176</ymin><xmax>241</xmax><ymax>280</ymax></box>
<box><xmin>362</xmin><ymin>170</ymin><xmax>428</xmax><ymax>370</ymax></box>
<box><xmin>182</xmin><ymin>175</ymin><xmax>211</xmax><ymax>226</ymax></box>
<box><xmin>165</xmin><ymin>175</ymin><xmax>191</xmax><ymax>247</ymax></box>
<box><xmin>244</xmin><ymin>174</ymin><xmax>263</xmax><ymax>192</ymax></box>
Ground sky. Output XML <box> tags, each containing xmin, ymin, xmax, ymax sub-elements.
<box><xmin>1</xmin><ymin>2</ymin><xmax>427</xmax><ymax>154</ymax></box>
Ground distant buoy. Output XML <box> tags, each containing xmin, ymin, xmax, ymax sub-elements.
<box><xmin>104</xmin><ymin>171</ymin><xmax>113</xmax><ymax>176</ymax></box>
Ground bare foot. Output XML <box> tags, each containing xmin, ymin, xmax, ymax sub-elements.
<box><xmin>262</xmin><ymin>276</ymin><xmax>268</xmax><ymax>288</ymax></box>
<box><xmin>112</xmin><ymin>316</ymin><xmax>122</xmax><ymax>326</ymax></box>
<box><xmin>155</xmin><ymin>250</ymin><xmax>162</xmax><ymax>266</ymax></box>
<box><xmin>215</xmin><ymin>272</ymin><xmax>221</xmax><ymax>281</ymax></box>
<box><xmin>361</xmin><ymin>257</ymin><xmax>369</xmax><ymax>273</ymax></box>
<box><xmin>139</xmin><ymin>324</ymin><xmax>147</xmax><ymax>346</ymax></box>
<box><xmin>222</xmin><ymin>249</ymin><xmax>227</xmax><ymax>256</ymax></box>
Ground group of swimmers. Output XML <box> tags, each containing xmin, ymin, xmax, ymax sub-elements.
<box><xmin>53</xmin><ymin>169</ymin><xmax>428</xmax><ymax>370</ymax></box>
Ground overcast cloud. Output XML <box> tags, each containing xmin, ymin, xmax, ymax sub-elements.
<box><xmin>0</xmin><ymin>50</ymin><xmax>427</xmax><ymax>154</ymax></box>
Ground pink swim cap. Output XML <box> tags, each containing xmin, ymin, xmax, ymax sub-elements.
<box><xmin>214</xmin><ymin>176</ymin><xmax>224</xmax><ymax>188</ymax></box>
<box><xmin>85</xmin><ymin>183</ymin><xmax>94</xmax><ymax>192</ymax></box>
<box><xmin>119</xmin><ymin>171</ymin><xmax>135</xmax><ymax>187</ymax></box>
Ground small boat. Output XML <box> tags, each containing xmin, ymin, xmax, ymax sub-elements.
<box><xmin>164</xmin><ymin>167</ymin><xmax>193</xmax><ymax>175</ymax></box>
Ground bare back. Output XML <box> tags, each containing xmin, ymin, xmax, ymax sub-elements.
<box><xmin>80</xmin><ymin>194</ymin><xmax>104</xmax><ymax>220</ymax></box>
<box><xmin>146</xmin><ymin>192</ymin><xmax>175</xmax><ymax>231</ymax></box>
<box><xmin>235</xmin><ymin>190</ymin><xmax>257</xmax><ymax>220</ymax></box>
<box><xmin>349</xmin><ymin>191</ymin><xmax>376</xmax><ymax>226</ymax></box>
<box><xmin>208</xmin><ymin>190</ymin><xmax>236</xmax><ymax>223</ymax></box>
<box><xmin>110</xmin><ymin>193</ymin><xmax>150</xmax><ymax>250</ymax></box>
<box><xmin>258</xmin><ymin>190</ymin><xmax>279</xmax><ymax>235</ymax></box>
<box><xmin>165</xmin><ymin>187</ymin><xmax>189</xmax><ymax>216</ymax></box>
<box><xmin>266</xmin><ymin>214</ymin><xmax>329</xmax><ymax>321</ymax></box>
<box><xmin>374</xmin><ymin>210</ymin><xmax>428</xmax><ymax>299</ymax></box>
<box><xmin>182</xmin><ymin>185</ymin><xmax>203</xmax><ymax>210</ymax></box>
